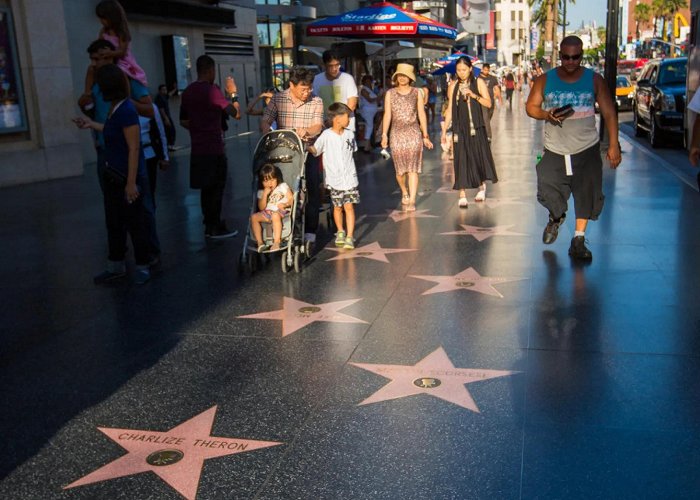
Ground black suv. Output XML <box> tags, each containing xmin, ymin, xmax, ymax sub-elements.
<box><xmin>633</xmin><ymin>57</ymin><xmax>687</xmax><ymax>147</ymax></box>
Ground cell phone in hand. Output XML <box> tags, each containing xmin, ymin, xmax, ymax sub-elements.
<box><xmin>553</xmin><ymin>104</ymin><xmax>574</xmax><ymax>119</ymax></box>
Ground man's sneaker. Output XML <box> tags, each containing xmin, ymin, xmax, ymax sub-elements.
<box><xmin>133</xmin><ymin>267</ymin><xmax>151</xmax><ymax>285</ymax></box>
<box><xmin>335</xmin><ymin>231</ymin><xmax>346</xmax><ymax>247</ymax></box>
<box><xmin>343</xmin><ymin>236</ymin><xmax>355</xmax><ymax>249</ymax></box>
<box><xmin>207</xmin><ymin>222</ymin><xmax>238</xmax><ymax>240</ymax></box>
<box><xmin>542</xmin><ymin>213</ymin><xmax>566</xmax><ymax>244</ymax></box>
<box><xmin>568</xmin><ymin>236</ymin><xmax>593</xmax><ymax>261</ymax></box>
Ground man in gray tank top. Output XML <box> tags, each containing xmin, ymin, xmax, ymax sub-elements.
<box><xmin>526</xmin><ymin>36</ymin><xmax>622</xmax><ymax>261</ymax></box>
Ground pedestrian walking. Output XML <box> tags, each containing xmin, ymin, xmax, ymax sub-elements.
<box><xmin>380</xmin><ymin>63</ymin><xmax>433</xmax><ymax>212</ymax></box>
<box><xmin>358</xmin><ymin>75</ymin><xmax>379</xmax><ymax>152</ymax></box>
<box><xmin>308</xmin><ymin>103</ymin><xmax>360</xmax><ymax>249</ymax></box>
<box><xmin>261</xmin><ymin>66</ymin><xmax>324</xmax><ymax>244</ymax></box>
<box><xmin>73</xmin><ymin>64</ymin><xmax>154</xmax><ymax>285</ymax></box>
<box><xmin>441</xmin><ymin>56</ymin><xmax>497</xmax><ymax>208</ymax></box>
<box><xmin>526</xmin><ymin>35</ymin><xmax>621</xmax><ymax>261</ymax></box>
<box><xmin>313</xmin><ymin>50</ymin><xmax>358</xmax><ymax>131</ymax></box>
<box><xmin>179</xmin><ymin>55</ymin><xmax>241</xmax><ymax>239</ymax></box>
<box><xmin>478</xmin><ymin>63</ymin><xmax>502</xmax><ymax>142</ymax></box>
<box><xmin>504</xmin><ymin>73</ymin><xmax>516</xmax><ymax>109</ymax></box>
<box><xmin>139</xmin><ymin>103</ymin><xmax>169</xmax><ymax>265</ymax></box>
<box><xmin>154</xmin><ymin>83</ymin><xmax>177</xmax><ymax>150</ymax></box>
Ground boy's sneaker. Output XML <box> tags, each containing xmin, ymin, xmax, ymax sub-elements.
<box><xmin>542</xmin><ymin>213</ymin><xmax>566</xmax><ymax>244</ymax></box>
<box><xmin>343</xmin><ymin>236</ymin><xmax>355</xmax><ymax>249</ymax></box>
<box><xmin>207</xmin><ymin>222</ymin><xmax>238</xmax><ymax>240</ymax></box>
<box><xmin>133</xmin><ymin>266</ymin><xmax>151</xmax><ymax>285</ymax></box>
<box><xmin>335</xmin><ymin>231</ymin><xmax>346</xmax><ymax>247</ymax></box>
<box><xmin>568</xmin><ymin>236</ymin><xmax>593</xmax><ymax>261</ymax></box>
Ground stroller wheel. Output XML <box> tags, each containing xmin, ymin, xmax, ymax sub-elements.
<box><xmin>249</xmin><ymin>253</ymin><xmax>259</xmax><ymax>272</ymax></box>
<box><xmin>304</xmin><ymin>240</ymin><xmax>313</xmax><ymax>259</ymax></box>
<box><xmin>281</xmin><ymin>251</ymin><xmax>290</xmax><ymax>273</ymax></box>
<box><xmin>294</xmin><ymin>248</ymin><xmax>302</xmax><ymax>273</ymax></box>
<box><xmin>237</xmin><ymin>252</ymin><xmax>248</xmax><ymax>274</ymax></box>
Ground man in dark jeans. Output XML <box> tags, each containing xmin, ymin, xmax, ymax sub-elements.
<box><xmin>155</xmin><ymin>83</ymin><xmax>176</xmax><ymax>150</ymax></box>
<box><xmin>180</xmin><ymin>55</ymin><xmax>241</xmax><ymax>239</ymax></box>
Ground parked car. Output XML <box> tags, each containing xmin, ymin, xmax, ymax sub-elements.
<box><xmin>633</xmin><ymin>57</ymin><xmax>687</xmax><ymax>147</ymax></box>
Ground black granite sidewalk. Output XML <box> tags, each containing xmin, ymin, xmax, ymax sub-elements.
<box><xmin>1</xmin><ymin>104</ymin><xmax>699</xmax><ymax>499</ymax></box>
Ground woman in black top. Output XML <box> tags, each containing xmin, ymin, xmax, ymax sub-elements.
<box><xmin>440</xmin><ymin>57</ymin><xmax>497</xmax><ymax>207</ymax></box>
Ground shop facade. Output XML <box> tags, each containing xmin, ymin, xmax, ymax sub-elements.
<box><xmin>0</xmin><ymin>0</ymin><xmax>260</xmax><ymax>187</ymax></box>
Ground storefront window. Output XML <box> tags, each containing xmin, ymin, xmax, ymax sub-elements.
<box><xmin>0</xmin><ymin>8</ymin><xmax>27</xmax><ymax>134</ymax></box>
<box><xmin>281</xmin><ymin>23</ymin><xmax>294</xmax><ymax>49</ymax></box>
<box><xmin>257</xmin><ymin>23</ymin><xmax>270</xmax><ymax>46</ymax></box>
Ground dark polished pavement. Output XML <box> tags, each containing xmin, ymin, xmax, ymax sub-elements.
<box><xmin>2</xmin><ymin>101</ymin><xmax>700</xmax><ymax>499</ymax></box>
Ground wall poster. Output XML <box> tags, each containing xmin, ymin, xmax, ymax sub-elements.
<box><xmin>0</xmin><ymin>7</ymin><xmax>27</xmax><ymax>134</ymax></box>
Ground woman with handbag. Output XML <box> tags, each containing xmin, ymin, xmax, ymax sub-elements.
<box><xmin>380</xmin><ymin>63</ymin><xmax>433</xmax><ymax>212</ymax></box>
<box><xmin>441</xmin><ymin>56</ymin><xmax>497</xmax><ymax>208</ymax></box>
<box><xmin>74</xmin><ymin>64</ymin><xmax>153</xmax><ymax>284</ymax></box>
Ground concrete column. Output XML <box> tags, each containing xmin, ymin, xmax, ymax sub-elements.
<box><xmin>0</xmin><ymin>0</ymin><xmax>82</xmax><ymax>186</ymax></box>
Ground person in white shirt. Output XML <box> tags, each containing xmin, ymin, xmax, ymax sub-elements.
<box><xmin>308</xmin><ymin>103</ymin><xmax>360</xmax><ymax>249</ymax></box>
<box><xmin>312</xmin><ymin>50</ymin><xmax>358</xmax><ymax>132</ymax></box>
<box><xmin>359</xmin><ymin>74</ymin><xmax>379</xmax><ymax>152</ymax></box>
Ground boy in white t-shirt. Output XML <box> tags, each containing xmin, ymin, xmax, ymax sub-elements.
<box><xmin>308</xmin><ymin>102</ymin><xmax>360</xmax><ymax>249</ymax></box>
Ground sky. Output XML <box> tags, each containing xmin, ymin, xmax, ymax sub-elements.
<box><xmin>564</xmin><ymin>0</ymin><xmax>608</xmax><ymax>30</ymax></box>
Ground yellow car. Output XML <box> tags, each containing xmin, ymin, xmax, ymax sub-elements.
<box><xmin>616</xmin><ymin>75</ymin><xmax>635</xmax><ymax>111</ymax></box>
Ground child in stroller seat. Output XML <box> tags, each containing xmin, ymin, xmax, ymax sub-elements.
<box><xmin>250</xmin><ymin>164</ymin><xmax>294</xmax><ymax>252</ymax></box>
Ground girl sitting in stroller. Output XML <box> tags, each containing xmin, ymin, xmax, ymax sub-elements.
<box><xmin>250</xmin><ymin>164</ymin><xmax>294</xmax><ymax>252</ymax></box>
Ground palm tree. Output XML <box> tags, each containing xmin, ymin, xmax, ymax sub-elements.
<box><xmin>651</xmin><ymin>0</ymin><xmax>666</xmax><ymax>39</ymax></box>
<box><xmin>528</xmin><ymin>0</ymin><xmax>574</xmax><ymax>61</ymax></box>
<box><xmin>633</xmin><ymin>2</ymin><xmax>652</xmax><ymax>41</ymax></box>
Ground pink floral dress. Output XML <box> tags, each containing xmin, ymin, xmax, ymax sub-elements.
<box><xmin>388</xmin><ymin>87</ymin><xmax>422</xmax><ymax>174</ymax></box>
<box><xmin>102</xmin><ymin>33</ymin><xmax>148</xmax><ymax>87</ymax></box>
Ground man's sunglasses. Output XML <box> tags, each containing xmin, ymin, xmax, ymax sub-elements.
<box><xmin>561</xmin><ymin>53</ymin><xmax>583</xmax><ymax>61</ymax></box>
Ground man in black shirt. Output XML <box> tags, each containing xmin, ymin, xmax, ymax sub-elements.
<box><xmin>478</xmin><ymin>63</ymin><xmax>502</xmax><ymax>142</ymax></box>
<box><xmin>154</xmin><ymin>84</ymin><xmax>176</xmax><ymax>150</ymax></box>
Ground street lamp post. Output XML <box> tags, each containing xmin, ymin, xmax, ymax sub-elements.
<box><xmin>600</xmin><ymin>0</ymin><xmax>620</xmax><ymax>140</ymax></box>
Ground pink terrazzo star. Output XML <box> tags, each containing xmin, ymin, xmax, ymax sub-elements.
<box><xmin>64</xmin><ymin>406</ymin><xmax>282</xmax><ymax>500</ymax></box>
<box><xmin>238</xmin><ymin>296</ymin><xmax>367</xmax><ymax>336</ymax></box>
<box><xmin>440</xmin><ymin>224</ymin><xmax>528</xmax><ymax>241</ymax></box>
<box><xmin>409</xmin><ymin>266</ymin><xmax>528</xmax><ymax>297</ymax></box>
<box><xmin>325</xmin><ymin>242</ymin><xmax>416</xmax><ymax>263</ymax></box>
<box><xmin>350</xmin><ymin>347</ymin><xmax>519</xmax><ymax>412</ymax></box>
<box><xmin>385</xmin><ymin>209</ymin><xmax>438</xmax><ymax>222</ymax></box>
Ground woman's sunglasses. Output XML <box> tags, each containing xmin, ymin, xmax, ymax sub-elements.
<box><xmin>561</xmin><ymin>53</ymin><xmax>583</xmax><ymax>61</ymax></box>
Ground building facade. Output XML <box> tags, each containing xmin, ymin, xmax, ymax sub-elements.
<box><xmin>493</xmin><ymin>0</ymin><xmax>531</xmax><ymax>66</ymax></box>
<box><xmin>0</xmin><ymin>0</ymin><xmax>260</xmax><ymax>187</ymax></box>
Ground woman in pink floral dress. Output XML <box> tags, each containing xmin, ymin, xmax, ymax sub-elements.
<box><xmin>381</xmin><ymin>64</ymin><xmax>433</xmax><ymax>211</ymax></box>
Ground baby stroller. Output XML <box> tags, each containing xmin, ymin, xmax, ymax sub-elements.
<box><xmin>238</xmin><ymin>129</ymin><xmax>310</xmax><ymax>273</ymax></box>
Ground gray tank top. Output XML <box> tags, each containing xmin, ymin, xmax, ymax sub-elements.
<box><xmin>543</xmin><ymin>68</ymin><xmax>598</xmax><ymax>155</ymax></box>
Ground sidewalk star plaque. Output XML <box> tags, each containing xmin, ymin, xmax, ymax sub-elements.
<box><xmin>325</xmin><ymin>241</ymin><xmax>416</xmax><ymax>263</ymax></box>
<box><xmin>238</xmin><ymin>297</ymin><xmax>368</xmax><ymax>336</ymax></box>
<box><xmin>350</xmin><ymin>347</ymin><xmax>519</xmax><ymax>412</ymax></box>
<box><xmin>64</xmin><ymin>406</ymin><xmax>282</xmax><ymax>499</ymax></box>
<box><xmin>410</xmin><ymin>266</ymin><xmax>528</xmax><ymax>297</ymax></box>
